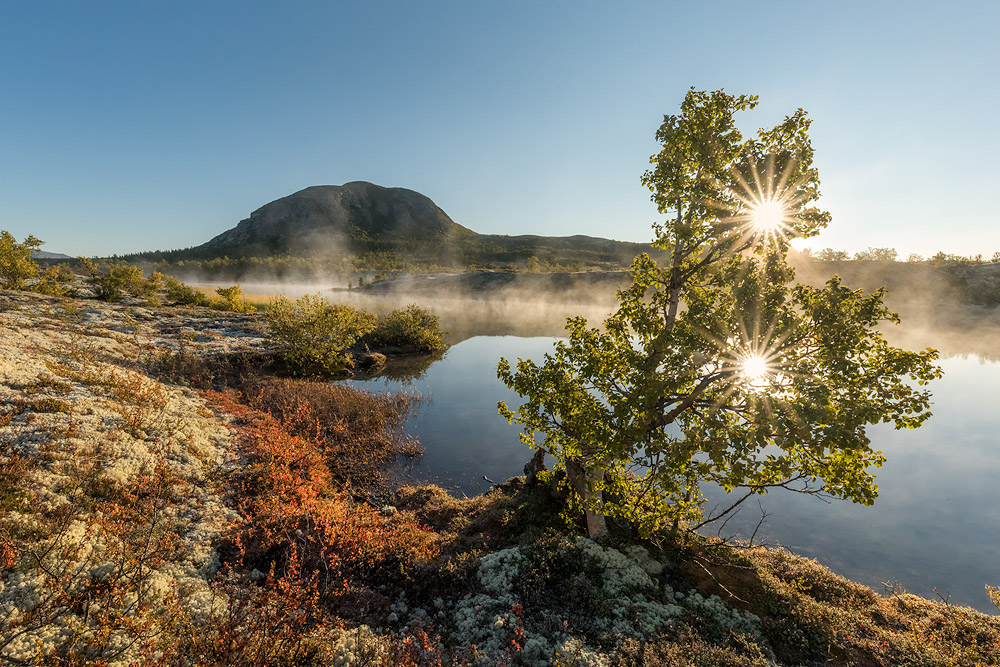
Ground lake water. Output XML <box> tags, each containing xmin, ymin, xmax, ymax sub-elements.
<box><xmin>347</xmin><ymin>335</ymin><xmax>1000</xmax><ymax>614</ymax></box>
<box><xmin>204</xmin><ymin>282</ymin><xmax>1000</xmax><ymax>613</ymax></box>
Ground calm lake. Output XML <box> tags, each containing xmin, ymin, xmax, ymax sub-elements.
<box><xmin>214</xmin><ymin>283</ymin><xmax>1000</xmax><ymax>613</ymax></box>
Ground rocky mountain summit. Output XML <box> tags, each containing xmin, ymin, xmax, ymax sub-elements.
<box><xmin>200</xmin><ymin>181</ymin><xmax>475</xmax><ymax>257</ymax></box>
<box><xmin>133</xmin><ymin>181</ymin><xmax>650</xmax><ymax>268</ymax></box>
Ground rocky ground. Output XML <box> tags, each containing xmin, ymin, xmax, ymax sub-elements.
<box><xmin>0</xmin><ymin>290</ymin><xmax>267</xmax><ymax>662</ymax></box>
<box><xmin>3</xmin><ymin>289</ymin><xmax>1000</xmax><ymax>666</ymax></box>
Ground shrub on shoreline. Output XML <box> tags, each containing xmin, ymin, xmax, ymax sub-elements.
<box><xmin>264</xmin><ymin>294</ymin><xmax>376</xmax><ymax>375</ymax></box>
<box><xmin>368</xmin><ymin>304</ymin><xmax>447</xmax><ymax>352</ymax></box>
<box><xmin>247</xmin><ymin>377</ymin><xmax>420</xmax><ymax>493</ymax></box>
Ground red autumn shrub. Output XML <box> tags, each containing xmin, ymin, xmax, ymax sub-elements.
<box><xmin>204</xmin><ymin>390</ymin><xmax>438</xmax><ymax>598</ymax></box>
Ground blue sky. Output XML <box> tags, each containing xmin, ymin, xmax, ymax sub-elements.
<box><xmin>0</xmin><ymin>1</ymin><xmax>996</xmax><ymax>257</ymax></box>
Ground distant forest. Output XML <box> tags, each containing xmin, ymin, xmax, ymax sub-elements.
<box><xmin>114</xmin><ymin>233</ymin><xmax>664</xmax><ymax>281</ymax></box>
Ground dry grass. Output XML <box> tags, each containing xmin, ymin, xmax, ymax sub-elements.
<box><xmin>194</xmin><ymin>286</ymin><xmax>274</xmax><ymax>307</ymax></box>
<box><xmin>666</xmin><ymin>536</ymin><xmax>1000</xmax><ymax>666</ymax></box>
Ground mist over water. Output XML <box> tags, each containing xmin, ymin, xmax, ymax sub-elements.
<box><xmin>199</xmin><ymin>277</ymin><xmax>1000</xmax><ymax>612</ymax></box>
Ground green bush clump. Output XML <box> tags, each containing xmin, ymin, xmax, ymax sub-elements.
<box><xmin>0</xmin><ymin>230</ymin><xmax>42</xmax><ymax>290</ymax></box>
<box><xmin>81</xmin><ymin>258</ymin><xmax>162</xmax><ymax>303</ymax></box>
<box><xmin>164</xmin><ymin>276</ymin><xmax>211</xmax><ymax>306</ymax></box>
<box><xmin>265</xmin><ymin>293</ymin><xmax>377</xmax><ymax>374</ymax></box>
<box><xmin>368</xmin><ymin>304</ymin><xmax>447</xmax><ymax>352</ymax></box>
<box><xmin>212</xmin><ymin>284</ymin><xmax>255</xmax><ymax>313</ymax></box>
<box><xmin>33</xmin><ymin>264</ymin><xmax>76</xmax><ymax>296</ymax></box>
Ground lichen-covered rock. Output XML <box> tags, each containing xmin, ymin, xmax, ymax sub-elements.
<box><xmin>0</xmin><ymin>290</ymin><xmax>258</xmax><ymax>664</ymax></box>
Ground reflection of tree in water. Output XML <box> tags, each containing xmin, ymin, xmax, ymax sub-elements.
<box><xmin>357</xmin><ymin>350</ymin><xmax>447</xmax><ymax>384</ymax></box>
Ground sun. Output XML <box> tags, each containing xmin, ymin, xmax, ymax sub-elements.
<box><xmin>750</xmin><ymin>199</ymin><xmax>785</xmax><ymax>233</ymax></box>
<box><xmin>738</xmin><ymin>352</ymin><xmax>779</xmax><ymax>393</ymax></box>
<box><xmin>742</xmin><ymin>354</ymin><xmax>769</xmax><ymax>381</ymax></box>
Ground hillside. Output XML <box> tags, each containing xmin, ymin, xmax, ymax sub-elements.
<box><xmin>130</xmin><ymin>182</ymin><xmax>654</xmax><ymax>270</ymax></box>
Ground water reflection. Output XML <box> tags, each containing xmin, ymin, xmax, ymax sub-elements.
<box><xmin>347</xmin><ymin>336</ymin><xmax>557</xmax><ymax>496</ymax></box>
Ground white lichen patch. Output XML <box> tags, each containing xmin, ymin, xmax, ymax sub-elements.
<box><xmin>0</xmin><ymin>290</ymin><xmax>257</xmax><ymax>664</ymax></box>
<box><xmin>378</xmin><ymin>536</ymin><xmax>762</xmax><ymax>666</ymax></box>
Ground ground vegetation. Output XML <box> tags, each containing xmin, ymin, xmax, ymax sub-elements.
<box><xmin>0</xmin><ymin>288</ymin><xmax>997</xmax><ymax>665</ymax></box>
<box><xmin>367</xmin><ymin>304</ymin><xmax>448</xmax><ymax>353</ymax></box>
<box><xmin>264</xmin><ymin>294</ymin><xmax>378</xmax><ymax>375</ymax></box>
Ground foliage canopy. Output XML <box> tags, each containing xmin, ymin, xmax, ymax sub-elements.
<box><xmin>80</xmin><ymin>258</ymin><xmax>162</xmax><ymax>303</ymax></box>
<box><xmin>213</xmin><ymin>284</ymin><xmax>255</xmax><ymax>313</ymax></box>
<box><xmin>164</xmin><ymin>276</ymin><xmax>212</xmax><ymax>306</ymax></box>
<box><xmin>499</xmin><ymin>89</ymin><xmax>941</xmax><ymax>537</ymax></box>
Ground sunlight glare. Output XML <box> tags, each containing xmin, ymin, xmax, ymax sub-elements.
<box><xmin>750</xmin><ymin>199</ymin><xmax>784</xmax><ymax>232</ymax></box>
<box><xmin>742</xmin><ymin>354</ymin><xmax>769</xmax><ymax>381</ymax></box>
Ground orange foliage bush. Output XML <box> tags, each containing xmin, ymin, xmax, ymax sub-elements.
<box><xmin>150</xmin><ymin>547</ymin><xmax>329</xmax><ymax>666</ymax></box>
<box><xmin>1</xmin><ymin>462</ymin><xmax>180</xmax><ymax>663</ymax></box>
<box><xmin>205</xmin><ymin>390</ymin><xmax>438</xmax><ymax>598</ymax></box>
<box><xmin>245</xmin><ymin>377</ymin><xmax>421</xmax><ymax>494</ymax></box>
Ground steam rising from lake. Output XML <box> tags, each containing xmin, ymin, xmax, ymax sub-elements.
<box><xmin>190</xmin><ymin>266</ymin><xmax>1000</xmax><ymax>362</ymax></box>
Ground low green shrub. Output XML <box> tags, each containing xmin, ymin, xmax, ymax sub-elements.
<box><xmin>0</xmin><ymin>230</ymin><xmax>43</xmax><ymax>290</ymax></box>
<box><xmin>33</xmin><ymin>264</ymin><xmax>76</xmax><ymax>296</ymax></box>
<box><xmin>264</xmin><ymin>294</ymin><xmax>377</xmax><ymax>374</ymax></box>
<box><xmin>81</xmin><ymin>258</ymin><xmax>161</xmax><ymax>302</ymax></box>
<box><xmin>368</xmin><ymin>304</ymin><xmax>446</xmax><ymax>352</ymax></box>
<box><xmin>213</xmin><ymin>284</ymin><xmax>255</xmax><ymax>313</ymax></box>
<box><xmin>164</xmin><ymin>276</ymin><xmax>211</xmax><ymax>306</ymax></box>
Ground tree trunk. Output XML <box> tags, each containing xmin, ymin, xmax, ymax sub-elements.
<box><xmin>523</xmin><ymin>449</ymin><xmax>546</xmax><ymax>486</ymax></box>
<box><xmin>565</xmin><ymin>457</ymin><xmax>609</xmax><ymax>539</ymax></box>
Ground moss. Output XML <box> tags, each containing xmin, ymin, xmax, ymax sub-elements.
<box><xmin>22</xmin><ymin>376</ymin><xmax>72</xmax><ymax>396</ymax></box>
<box><xmin>30</xmin><ymin>397</ymin><xmax>72</xmax><ymax>413</ymax></box>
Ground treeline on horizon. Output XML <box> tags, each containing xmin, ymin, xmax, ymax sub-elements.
<box><xmin>104</xmin><ymin>243</ymin><xmax>1000</xmax><ymax>287</ymax></box>
<box><xmin>17</xmin><ymin>231</ymin><xmax>1000</xmax><ymax>308</ymax></box>
<box><xmin>115</xmin><ymin>233</ymin><xmax>658</xmax><ymax>276</ymax></box>
<box><xmin>806</xmin><ymin>246</ymin><xmax>1000</xmax><ymax>266</ymax></box>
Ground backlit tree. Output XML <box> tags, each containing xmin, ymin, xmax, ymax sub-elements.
<box><xmin>498</xmin><ymin>89</ymin><xmax>941</xmax><ymax>538</ymax></box>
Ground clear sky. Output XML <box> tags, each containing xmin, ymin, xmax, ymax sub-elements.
<box><xmin>1</xmin><ymin>1</ymin><xmax>996</xmax><ymax>257</ymax></box>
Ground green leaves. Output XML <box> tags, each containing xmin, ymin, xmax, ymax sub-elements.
<box><xmin>0</xmin><ymin>230</ymin><xmax>43</xmax><ymax>290</ymax></box>
<box><xmin>367</xmin><ymin>304</ymin><xmax>447</xmax><ymax>352</ymax></box>
<box><xmin>265</xmin><ymin>294</ymin><xmax>377</xmax><ymax>375</ymax></box>
<box><xmin>498</xmin><ymin>89</ymin><xmax>942</xmax><ymax>536</ymax></box>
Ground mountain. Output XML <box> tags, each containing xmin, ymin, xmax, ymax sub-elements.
<box><xmin>199</xmin><ymin>181</ymin><xmax>476</xmax><ymax>257</ymax></box>
<box><xmin>139</xmin><ymin>182</ymin><xmax>652</xmax><ymax>268</ymax></box>
<box><xmin>32</xmin><ymin>250</ymin><xmax>72</xmax><ymax>260</ymax></box>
